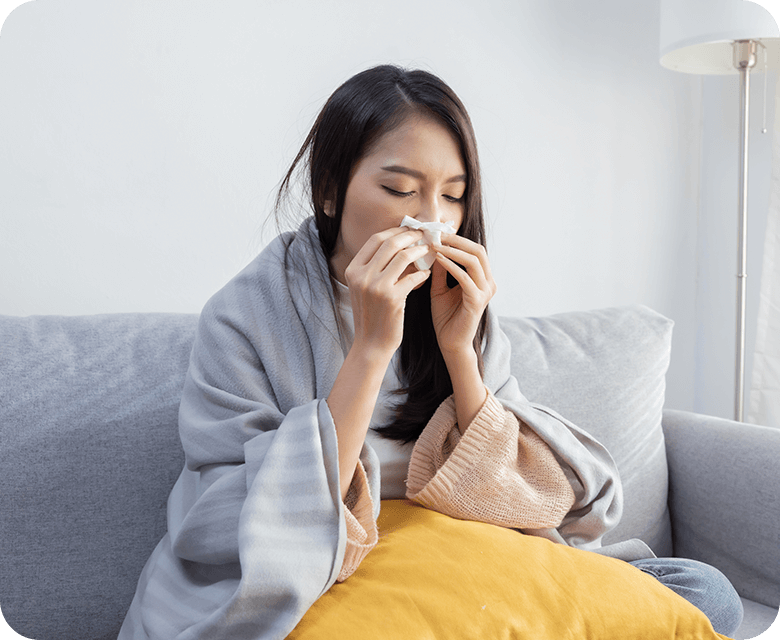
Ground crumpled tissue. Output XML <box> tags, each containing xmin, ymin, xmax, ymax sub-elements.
<box><xmin>400</xmin><ymin>216</ymin><xmax>456</xmax><ymax>270</ymax></box>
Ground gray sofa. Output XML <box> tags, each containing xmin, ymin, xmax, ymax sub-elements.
<box><xmin>1</xmin><ymin>306</ymin><xmax>778</xmax><ymax>640</ymax></box>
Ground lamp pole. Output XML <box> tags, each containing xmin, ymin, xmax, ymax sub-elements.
<box><xmin>733</xmin><ymin>40</ymin><xmax>758</xmax><ymax>422</ymax></box>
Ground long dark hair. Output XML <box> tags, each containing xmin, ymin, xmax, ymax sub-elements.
<box><xmin>276</xmin><ymin>64</ymin><xmax>488</xmax><ymax>443</ymax></box>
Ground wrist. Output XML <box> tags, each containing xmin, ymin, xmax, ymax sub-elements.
<box><xmin>440</xmin><ymin>344</ymin><xmax>478</xmax><ymax>370</ymax></box>
<box><xmin>348</xmin><ymin>339</ymin><xmax>396</xmax><ymax>372</ymax></box>
<box><xmin>444</xmin><ymin>352</ymin><xmax>487</xmax><ymax>435</ymax></box>
<box><xmin>443</xmin><ymin>348</ymin><xmax>482</xmax><ymax>394</ymax></box>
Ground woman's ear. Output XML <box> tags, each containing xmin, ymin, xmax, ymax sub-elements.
<box><xmin>323</xmin><ymin>200</ymin><xmax>335</xmax><ymax>218</ymax></box>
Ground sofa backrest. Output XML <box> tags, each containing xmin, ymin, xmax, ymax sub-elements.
<box><xmin>0</xmin><ymin>313</ymin><xmax>197</xmax><ymax>640</ymax></box>
<box><xmin>0</xmin><ymin>305</ymin><xmax>673</xmax><ymax>640</ymax></box>
<box><xmin>500</xmin><ymin>305</ymin><xmax>674</xmax><ymax>555</ymax></box>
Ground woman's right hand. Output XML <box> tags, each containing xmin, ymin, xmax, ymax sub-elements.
<box><xmin>343</xmin><ymin>227</ymin><xmax>432</xmax><ymax>359</ymax></box>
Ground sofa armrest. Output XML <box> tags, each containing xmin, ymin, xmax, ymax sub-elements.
<box><xmin>662</xmin><ymin>409</ymin><xmax>780</xmax><ymax>607</ymax></box>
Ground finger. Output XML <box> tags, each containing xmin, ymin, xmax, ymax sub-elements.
<box><xmin>434</xmin><ymin>251</ymin><xmax>479</xmax><ymax>297</ymax></box>
<box><xmin>435</xmin><ymin>243</ymin><xmax>488</xmax><ymax>290</ymax></box>
<box><xmin>441</xmin><ymin>235</ymin><xmax>494</xmax><ymax>284</ymax></box>
<box><xmin>380</xmin><ymin>243</ymin><xmax>432</xmax><ymax>283</ymax></box>
<box><xmin>434</xmin><ymin>251</ymin><xmax>496</xmax><ymax>307</ymax></box>
<box><xmin>395</xmin><ymin>266</ymin><xmax>431</xmax><ymax>297</ymax></box>
<box><xmin>347</xmin><ymin>242</ymin><xmax>430</xmax><ymax>296</ymax></box>
<box><xmin>353</xmin><ymin>228</ymin><xmax>424</xmax><ymax>270</ymax></box>
<box><xmin>350</xmin><ymin>227</ymin><xmax>415</xmax><ymax>267</ymax></box>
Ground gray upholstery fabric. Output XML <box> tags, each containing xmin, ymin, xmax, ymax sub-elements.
<box><xmin>663</xmin><ymin>409</ymin><xmax>780</xmax><ymax>609</ymax></box>
<box><xmin>0</xmin><ymin>313</ymin><xmax>197</xmax><ymax>640</ymax></box>
<box><xmin>734</xmin><ymin>598</ymin><xmax>779</xmax><ymax>640</ymax></box>
<box><xmin>500</xmin><ymin>305</ymin><xmax>674</xmax><ymax>556</ymax></box>
<box><xmin>3</xmin><ymin>306</ymin><xmax>774</xmax><ymax>640</ymax></box>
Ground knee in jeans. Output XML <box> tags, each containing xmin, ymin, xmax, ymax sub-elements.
<box><xmin>678</xmin><ymin>560</ymin><xmax>743</xmax><ymax>636</ymax></box>
<box><xmin>632</xmin><ymin>558</ymin><xmax>744</xmax><ymax>636</ymax></box>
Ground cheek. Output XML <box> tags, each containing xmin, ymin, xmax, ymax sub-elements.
<box><xmin>347</xmin><ymin>192</ymin><xmax>406</xmax><ymax>235</ymax></box>
<box><xmin>451</xmin><ymin>205</ymin><xmax>466</xmax><ymax>233</ymax></box>
<box><xmin>338</xmin><ymin>199</ymin><xmax>385</xmax><ymax>257</ymax></box>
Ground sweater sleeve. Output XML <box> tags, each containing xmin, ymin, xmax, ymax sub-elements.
<box><xmin>338</xmin><ymin>460</ymin><xmax>379</xmax><ymax>582</ymax></box>
<box><xmin>405</xmin><ymin>390</ymin><xmax>575</xmax><ymax>530</ymax></box>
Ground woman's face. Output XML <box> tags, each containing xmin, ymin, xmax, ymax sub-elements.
<box><xmin>329</xmin><ymin>114</ymin><xmax>467</xmax><ymax>283</ymax></box>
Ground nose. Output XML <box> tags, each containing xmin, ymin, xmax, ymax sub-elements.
<box><xmin>415</xmin><ymin>195</ymin><xmax>442</xmax><ymax>224</ymax></box>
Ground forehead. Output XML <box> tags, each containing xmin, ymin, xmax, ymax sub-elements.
<box><xmin>360</xmin><ymin>114</ymin><xmax>466</xmax><ymax>173</ymax></box>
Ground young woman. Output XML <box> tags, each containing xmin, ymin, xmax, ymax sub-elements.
<box><xmin>118</xmin><ymin>65</ymin><xmax>743</xmax><ymax>639</ymax></box>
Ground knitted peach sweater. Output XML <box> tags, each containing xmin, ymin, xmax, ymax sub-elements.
<box><xmin>337</xmin><ymin>389</ymin><xmax>576</xmax><ymax>581</ymax></box>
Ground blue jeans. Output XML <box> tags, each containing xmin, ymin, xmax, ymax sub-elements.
<box><xmin>630</xmin><ymin>558</ymin><xmax>744</xmax><ymax>637</ymax></box>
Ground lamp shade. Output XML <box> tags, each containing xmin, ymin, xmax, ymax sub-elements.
<box><xmin>660</xmin><ymin>0</ymin><xmax>780</xmax><ymax>74</ymax></box>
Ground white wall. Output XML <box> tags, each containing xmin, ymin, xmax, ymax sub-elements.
<box><xmin>1</xmin><ymin>0</ymin><xmax>770</xmax><ymax>416</ymax></box>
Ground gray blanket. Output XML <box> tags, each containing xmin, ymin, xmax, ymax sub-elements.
<box><xmin>118</xmin><ymin>217</ymin><xmax>639</xmax><ymax>640</ymax></box>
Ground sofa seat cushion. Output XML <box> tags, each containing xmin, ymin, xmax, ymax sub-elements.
<box><xmin>735</xmin><ymin>599</ymin><xmax>779</xmax><ymax>639</ymax></box>
<box><xmin>499</xmin><ymin>305</ymin><xmax>674</xmax><ymax>555</ymax></box>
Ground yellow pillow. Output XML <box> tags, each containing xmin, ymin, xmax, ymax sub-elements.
<box><xmin>289</xmin><ymin>500</ymin><xmax>730</xmax><ymax>639</ymax></box>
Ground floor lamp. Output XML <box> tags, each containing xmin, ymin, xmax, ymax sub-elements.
<box><xmin>659</xmin><ymin>0</ymin><xmax>779</xmax><ymax>421</ymax></box>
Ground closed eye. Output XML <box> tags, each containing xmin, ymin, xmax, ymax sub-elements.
<box><xmin>382</xmin><ymin>186</ymin><xmax>414</xmax><ymax>197</ymax></box>
<box><xmin>382</xmin><ymin>185</ymin><xmax>463</xmax><ymax>203</ymax></box>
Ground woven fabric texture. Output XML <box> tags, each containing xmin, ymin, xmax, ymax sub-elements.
<box><xmin>406</xmin><ymin>392</ymin><xmax>574</xmax><ymax>530</ymax></box>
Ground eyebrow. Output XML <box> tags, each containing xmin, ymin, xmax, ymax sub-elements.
<box><xmin>381</xmin><ymin>164</ymin><xmax>466</xmax><ymax>184</ymax></box>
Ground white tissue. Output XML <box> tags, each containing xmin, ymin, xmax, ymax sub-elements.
<box><xmin>400</xmin><ymin>216</ymin><xmax>456</xmax><ymax>270</ymax></box>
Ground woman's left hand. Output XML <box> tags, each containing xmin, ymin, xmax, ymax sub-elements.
<box><xmin>430</xmin><ymin>234</ymin><xmax>496</xmax><ymax>360</ymax></box>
